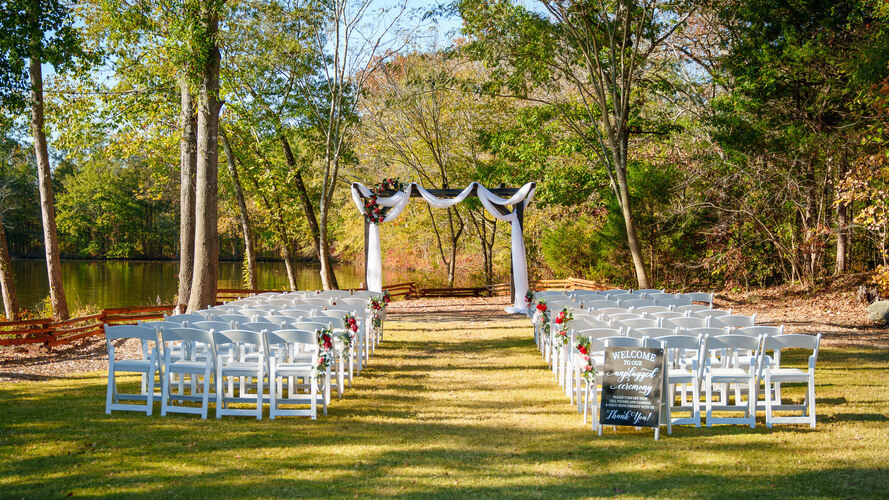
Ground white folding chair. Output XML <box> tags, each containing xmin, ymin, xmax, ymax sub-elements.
<box><xmin>693</xmin><ymin>309</ymin><xmax>733</xmax><ymax>319</ymax></box>
<box><xmin>634</xmin><ymin>288</ymin><xmax>666</xmax><ymax>296</ymax></box>
<box><xmin>265</xmin><ymin>329</ymin><xmax>328</xmax><ymax>419</ymax></box>
<box><xmin>616</xmin><ymin>318</ymin><xmax>659</xmax><ymax>332</ymax></box>
<box><xmin>165</xmin><ymin>313</ymin><xmax>204</xmax><ymax>325</ymax></box>
<box><xmin>674</xmin><ymin>304</ymin><xmax>712</xmax><ymax>314</ymax></box>
<box><xmin>653</xmin><ymin>334</ymin><xmax>704</xmax><ymax>433</ymax></box>
<box><xmin>159</xmin><ymin>327</ymin><xmax>215</xmax><ymax>419</ymax></box>
<box><xmin>583</xmin><ymin>299</ymin><xmax>621</xmax><ymax>310</ymax></box>
<box><xmin>621</xmin><ymin>298</ymin><xmax>657</xmax><ymax>308</ymax></box>
<box><xmin>302</xmin><ymin>297</ymin><xmax>334</xmax><ymax>308</ymax></box>
<box><xmin>683</xmin><ymin>292</ymin><xmax>714</xmax><ymax>306</ymax></box>
<box><xmin>104</xmin><ymin>325</ymin><xmax>160</xmax><ymax>415</ymax></box>
<box><xmin>634</xmin><ymin>305</ymin><xmax>672</xmax><ymax>316</ymax></box>
<box><xmin>703</xmin><ymin>334</ymin><xmax>761</xmax><ymax>428</ymax></box>
<box><xmin>214</xmin><ymin>329</ymin><xmax>266</xmax><ymax>420</ymax></box>
<box><xmin>710</xmin><ymin>314</ymin><xmax>756</xmax><ymax>330</ymax></box>
<box><xmin>648</xmin><ymin>311</ymin><xmax>686</xmax><ymax>322</ymax></box>
<box><xmin>759</xmin><ymin>333</ymin><xmax>821</xmax><ymax>428</ymax></box>
<box><xmin>295</xmin><ymin>319</ymin><xmax>346</xmax><ymax>396</ymax></box>
<box><xmin>664</xmin><ymin>316</ymin><xmax>709</xmax><ymax>330</ymax></box>
<box><xmin>655</xmin><ymin>297</ymin><xmax>693</xmax><ymax>308</ymax></box>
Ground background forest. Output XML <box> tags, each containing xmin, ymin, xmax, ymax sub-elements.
<box><xmin>2</xmin><ymin>0</ymin><xmax>889</xmax><ymax>316</ymax></box>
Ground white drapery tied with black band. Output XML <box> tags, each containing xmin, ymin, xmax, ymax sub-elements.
<box><xmin>350</xmin><ymin>182</ymin><xmax>536</xmax><ymax>314</ymax></box>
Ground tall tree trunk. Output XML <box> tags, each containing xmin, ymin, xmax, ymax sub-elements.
<box><xmin>614</xmin><ymin>144</ymin><xmax>650</xmax><ymax>289</ymax></box>
<box><xmin>220</xmin><ymin>132</ymin><xmax>257</xmax><ymax>289</ymax></box>
<box><xmin>318</xmin><ymin>203</ymin><xmax>336</xmax><ymax>290</ymax></box>
<box><xmin>187</xmin><ymin>5</ymin><xmax>222</xmax><ymax>311</ymax></box>
<box><xmin>176</xmin><ymin>77</ymin><xmax>197</xmax><ymax>313</ymax></box>
<box><xmin>29</xmin><ymin>58</ymin><xmax>68</xmax><ymax>320</ymax></box>
<box><xmin>835</xmin><ymin>154</ymin><xmax>849</xmax><ymax>275</ymax></box>
<box><xmin>280</xmin><ymin>136</ymin><xmax>321</xmax><ymax>254</ymax></box>
<box><xmin>0</xmin><ymin>213</ymin><xmax>19</xmax><ymax>320</ymax></box>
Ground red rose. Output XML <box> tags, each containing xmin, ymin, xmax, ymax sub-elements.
<box><xmin>555</xmin><ymin>317</ymin><xmax>563</xmax><ymax>324</ymax></box>
<box><xmin>578</xmin><ymin>345</ymin><xmax>587</xmax><ymax>355</ymax></box>
<box><xmin>351</xmin><ymin>324</ymin><xmax>358</xmax><ymax>332</ymax></box>
<box><xmin>536</xmin><ymin>303</ymin><xmax>547</xmax><ymax>312</ymax></box>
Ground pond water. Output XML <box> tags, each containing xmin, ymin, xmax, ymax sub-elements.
<box><xmin>10</xmin><ymin>259</ymin><xmax>366</xmax><ymax>311</ymax></box>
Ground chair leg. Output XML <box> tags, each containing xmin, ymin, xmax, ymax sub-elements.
<box><xmin>271</xmin><ymin>372</ymin><xmax>279</xmax><ymax>420</ymax></box>
<box><xmin>216</xmin><ymin>371</ymin><xmax>224</xmax><ymax>419</ymax></box>
<box><xmin>747</xmin><ymin>378</ymin><xmax>756</xmax><ymax>428</ymax></box>
<box><xmin>311</xmin><ymin>374</ymin><xmax>318</xmax><ymax>420</ymax></box>
<box><xmin>808</xmin><ymin>377</ymin><xmax>817</xmax><ymax>428</ymax></box>
<box><xmin>666</xmin><ymin>382</ymin><xmax>673</xmax><ymax>435</ymax></box>
<box><xmin>105</xmin><ymin>367</ymin><xmax>115</xmax><ymax>414</ymax></box>
<box><xmin>705</xmin><ymin>374</ymin><xmax>713</xmax><ymax>427</ymax></box>
<box><xmin>764</xmin><ymin>373</ymin><xmax>773</xmax><ymax>428</ymax></box>
<box><xmin>160</xmin><ymin>368</ymin><xmax>170</xmax><ymax>416</ymax></box>
<box><xmin>692</xmin><ymin>380</ymin><xmax>700</xmax><ymax>427</ymax></box>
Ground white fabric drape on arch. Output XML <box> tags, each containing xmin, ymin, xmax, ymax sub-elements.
<box><xmin>350</xmin><ymin>182</ymin><xmax>536</xmax><ymax>314</ymax></box>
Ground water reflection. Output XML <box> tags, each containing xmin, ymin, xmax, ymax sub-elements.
<box><xmin>10</xmin><ymin>259</ymin><xmax>366</xmax><ymax>310</ymax></box>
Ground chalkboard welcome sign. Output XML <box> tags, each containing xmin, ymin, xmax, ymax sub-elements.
<box><xmin>599</xmin><ymin>347</ymin><xmax>664</xmax><ymax>429</ymax></box>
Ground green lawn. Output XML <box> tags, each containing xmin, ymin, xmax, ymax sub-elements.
<box><xmin>1</xmin><ymin>317</ymin><xmax>888</xmax><ymax>498</ymax></box>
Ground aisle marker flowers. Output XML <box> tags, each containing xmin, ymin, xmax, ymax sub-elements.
<box><xmin>341</xmin><ymin>313</ymin><xmax>359</xmax><ymax>355</ymax></box>
<box><xmin>554</xmin><ymin>307</ymin><xmax>574</xmax><ymax>346</ymax></box>
<box><xmin>315</xmin><ymin>327</ymin><xmax>335</xmax><ymax>380</ymax></box>
<box><xmin>370</xmin><ymin>291</ymin><xmax>391</xmax><ymax>330</ymax></box>
<box><xmin>534</xmin><ymin>299</ymin><xmax>551</xmax><ymax>335</ymax></box>
<box><xmin>575</xmin><ymin>337</ymin><xmax>597</xmax><ymax>382</ymax></box>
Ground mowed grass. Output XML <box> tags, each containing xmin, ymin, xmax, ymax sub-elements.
<box><xmin>1</xmin><ymin>316</ymin><xmax>888</xmax><ymax>498</ymax></box>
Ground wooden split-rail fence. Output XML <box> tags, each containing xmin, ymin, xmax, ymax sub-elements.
<box><xmin>0</xmin><ymin>278</ymin><xmax>605</xmax><ymax>349</ymax></box>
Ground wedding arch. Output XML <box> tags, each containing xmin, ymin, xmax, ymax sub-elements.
<box><xmin>350</xmin><ymin>182</ymin><xmax>536</xmax><ymax>314</ymax></box>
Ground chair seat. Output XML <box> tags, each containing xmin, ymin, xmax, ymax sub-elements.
<box><xmin>767</xmin><ymin>368</ymin><xmax>809</xmax><ymax>382</ymax></box>
<box><xmin>667</xmin><ymin>368</ymin><xmax>696</xmax><ymax>382</ymax></box>
<box><xmin>167</xmin><ymin>360</ymin><xmax>211</xmax><ymax>373</ymax></box>
<box><xmin>219</xmin><ymin>362</ymin><xmax>263</xmax><ymax>375</ymax></box>
<box><xmin>113</xmin><ymin>359</ymin><xmax>155</xmax><ymax>372</ymax></box>
<box><xmin>709</xmin><ymin>368</ymin><xmax>753</xmax><ymax>382</ymax></box>
<box><xmin>274</xmin><ymin>363</ymin><xmax>315</xmax><ymax>375</ymax></box>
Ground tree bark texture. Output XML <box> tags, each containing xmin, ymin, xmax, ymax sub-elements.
<box><xmin>0</xmin><ymin>213</ymin><xmax>19</xmax><ymax>320</ymax></box>
<box><xmin>29</xmin><ymin>58</ymin><xmax>69</xmax><ymax>320</ymax></box>
<box><xmin>187</xmin><ymin>5</ymin><xmax>222</xmax><ymax>311</ymax></box>
<box><xmin>176</xmin><ymin>77</ymin><xmax>197</xmax><ymax>313</ymax></box>
<box><xmin>221</xmin><ymin>132</ymin><xmax>257</xmax><ymax>289</ymax></box>
<box><xmin>835</xmin><ymin>154</ymin><xmax>849</xmax><ymax>275</ymax></box>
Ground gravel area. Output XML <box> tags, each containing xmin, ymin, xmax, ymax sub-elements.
<box><xmin>2</xmin><ymin>290</ymin><xmax>885</xmax><ymax>383</ymax></box>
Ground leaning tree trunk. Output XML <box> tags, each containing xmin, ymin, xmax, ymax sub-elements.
<box><xmin>614</xmin><ymin>148</ymin><xmax>650</xmax><ymax>290</ymax></box>
<box><xmin>29</xmin><ymin>57</ymin><xmax>69</xmax><ymax>320</ymax></box>
<box><xmin>0</xmin><ymin>213</ymin><xmax>19</xmax><ymax>320</ymax></box>
<box><xmin>220</xmin><ymin>132</ymin><xmax>257</xmax><ymax>289</ymax></box>
<box><xmin>187</xmin><ymin>5</ymin><xmax>222</xmax><ymax>311</ymax></box>
<box><xmin>176</xmin><ymin>77</ymin><xmax>197</xmax><ymax>313</ymax></box>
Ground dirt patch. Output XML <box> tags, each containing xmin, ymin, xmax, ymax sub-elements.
<box><xmin>2</xmin><ymin>289</ymin><xmax>884</xmax><ymax>383</ymax></box>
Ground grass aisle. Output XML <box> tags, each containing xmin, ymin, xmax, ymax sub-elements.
<box><xmin>1</xmin><ymin>315</ymin><xmax>888</xmax><ymax>498</ymax></box>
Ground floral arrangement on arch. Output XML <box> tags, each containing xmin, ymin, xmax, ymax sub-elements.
<box><xmin>341</xmin><ymin>313</ymin><xmax>359</xmax><ymax>355</ymax></box>
<box><xmin>315</xmin><ymin>327</ymin><xmax>335</xmax><ymax>380</ymax></box>
<box><xmin>574</xmin><ymin>337</ymin><xmax>597</xmax><ymax>383</ymax></box>
<box><xmin>554</xmin><ymin>307</ymin><xmax>574</xmax><ymax>347</ymax></box>
<box><xmin>364</xmin><ymin>178</ymin><xmax>405</xmax><ymax>224</ymax></box>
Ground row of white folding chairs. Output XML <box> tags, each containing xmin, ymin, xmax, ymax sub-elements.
<box><xmin>105</xmin><ymin>324</ymin><xmax>333</xmax><ymax>420</ymax></box>
<box><xmin>568</xmin><ymin>331</ymin><xmax>821</xmax><ymax>434</ymax></box>
<box><xmin>537</xmin><ymin>307</ymin><xmax>758</xmax><ymax>364</ymax></box>
<box><xmin>544</xmin><ymin>319</ymin><xmax>773</xmax><ymax>399</ymax></box>
<box><xmin>159</xmin><ymin>309</ymin><xmax>367</xmax><ymax>398</ymax></box>
<box><xmin>534</xmin><ymin>289</ymin><xmax>714</xmax><ymax>307</ymax></box>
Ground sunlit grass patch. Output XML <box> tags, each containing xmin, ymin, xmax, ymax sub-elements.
<box><xmin>1</xmin><ymin>316</ymin><xmax>887</xmax><ymax>497</ymax></box>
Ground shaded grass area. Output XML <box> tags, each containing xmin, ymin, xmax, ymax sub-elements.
<box><xmin>1</xmin><ymin>317</ymin><xmax>888</xmax><ymax>498</ymax></box>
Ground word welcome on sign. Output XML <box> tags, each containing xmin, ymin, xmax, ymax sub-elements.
<box><xmin>599</xmin><ymin>347</ymin><xmax>664</xmax><ymax>429</ymax></box>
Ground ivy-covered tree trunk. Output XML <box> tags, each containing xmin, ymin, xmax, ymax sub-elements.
<box><xmin>29</xmin><ymin>57</ymin><xmax>69</xmax><ymax>320</ymax></box>
<box><xmin>176</xmin><ymin>77</ymin><xmax>197</xmax><ymax>313</ymax></box>
<box><xmin>0</xmin><ymin>212</ymin><xmax>19</xmax><ymax>320</ymax></box>
<box><xmin>187</xmin><ymin>3</ymin><xmax>222</xmax><ymax>311</ymax></box>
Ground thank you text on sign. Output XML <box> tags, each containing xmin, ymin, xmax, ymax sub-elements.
<box><xmin>599</xmin><ymin>347</ymin><xmax>664</xmax><ymax>428</ymax></box>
